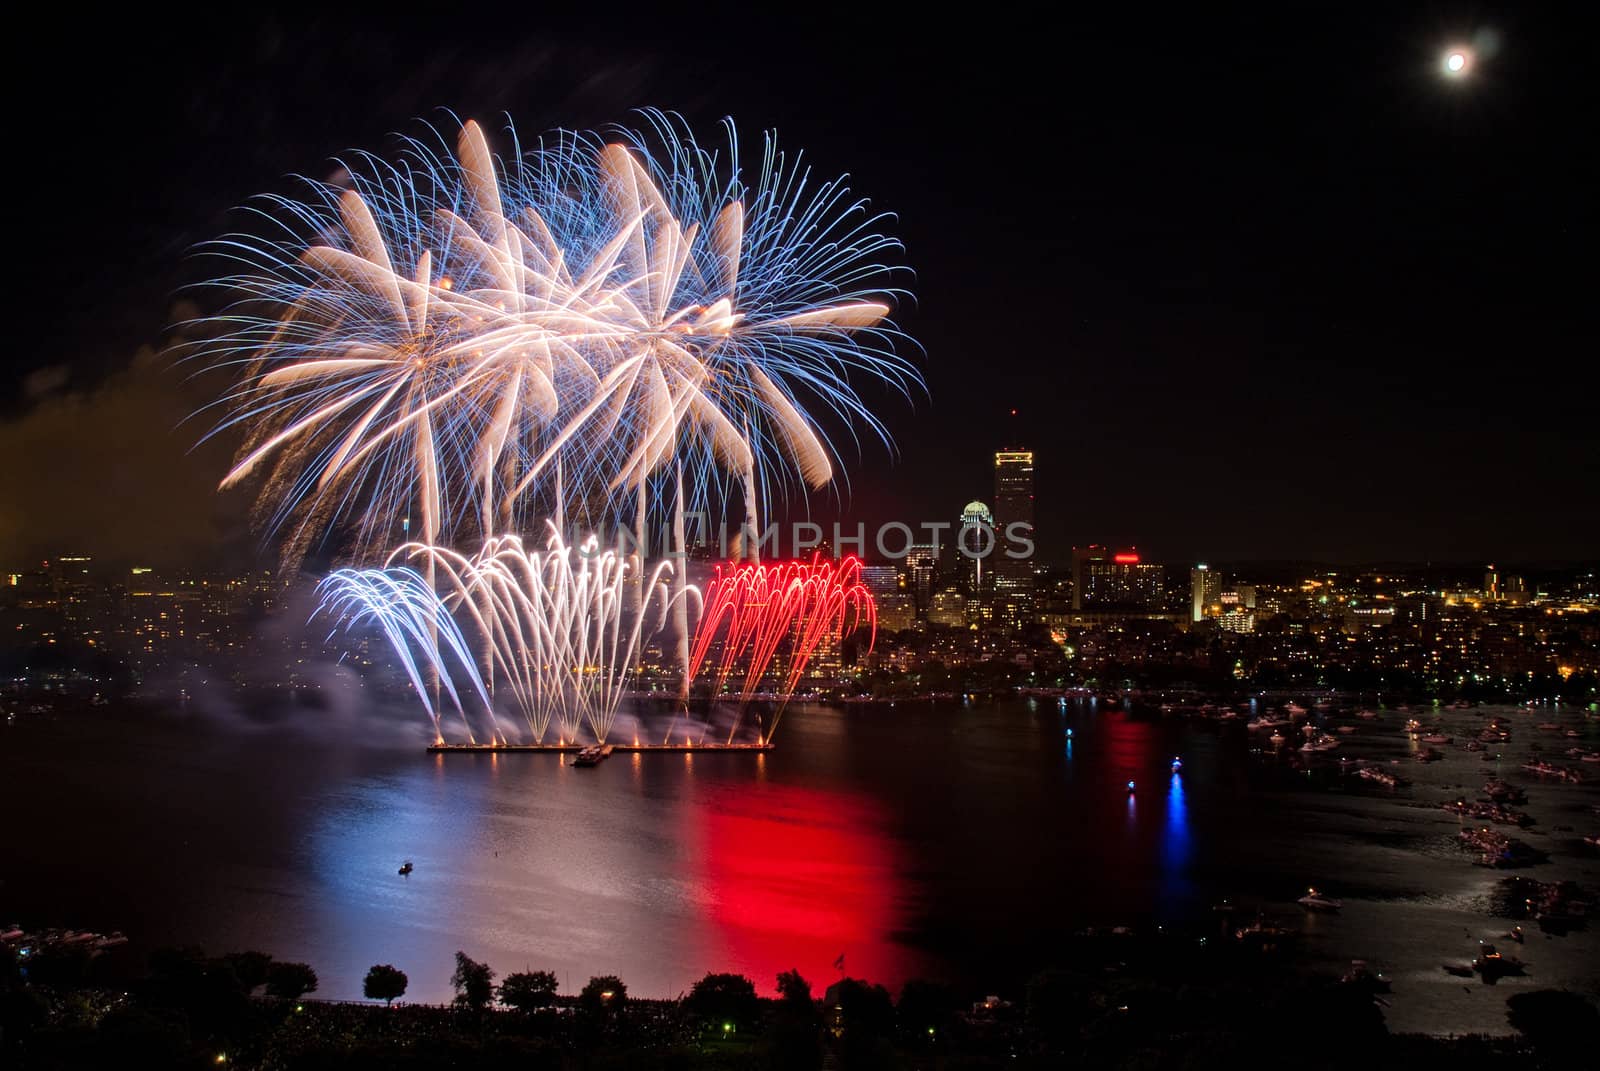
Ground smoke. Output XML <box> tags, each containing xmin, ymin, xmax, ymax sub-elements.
<box><xmin>0</xmin><ymin>322</ymin><xmax>247</xmax><ymax>570</ymax></box>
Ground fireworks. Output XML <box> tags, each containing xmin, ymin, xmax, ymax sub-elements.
<box><xmin>208</xmin><ymin>112</ymin><xmax>908</xmax><ymax>744</ymax></box>
<box><xmin>687</xmin><ymin>555</ymin><xmax>877</xmax><ymax>743</ymax></box>
<box><xmin>314</xmin><ymin>565</ymin><xmax>491</xmax><ymax>743</ymax></box>
<box><xmin>199</xmin><ymin>111</ymin><xmax>916</xmax><ymax>564</ymax></box>
<box><xmin>403</xmin><ymin>529</ymin><xmax>694</xmax><ymax>744</ymax></box>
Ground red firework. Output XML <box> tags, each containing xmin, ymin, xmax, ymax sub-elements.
<box><xmin>688</xmin><ymin>555</ymin><xmax>877</xmax><ymax>738</ymax></box>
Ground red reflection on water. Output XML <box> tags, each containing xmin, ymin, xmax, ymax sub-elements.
<box><xmin>693</xmin><ymin>783</ymin><xmax>910</xmax><ymax>991</ymax></box>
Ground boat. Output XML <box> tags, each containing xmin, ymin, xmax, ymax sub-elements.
<box><xmin>1336</xmin><ymin>725</ymin><xmax>1356</xmax><ymax>734</ymax></box>
<box><xmin>1415</xmin><ymin>746</ymin><xmax>1444</xmax><ymax>763</ymax></box>
<box><xmin>1472</xmin><ymin>942</ymin><xmax>1525</xmax><ymax>979</ymax></box>
<box><xmin>398</xmin><ymin>860</ymin><xmax>413</xmax><ymax>876</ymax></box>
<box><xmin>573</xmin><ymin>744</ymin><xmax>616</xmax><ymax>767</ymax></box>
<box><xmin>1523</xmin><ymin>759</ymin><xmax>1583</xmax><ymax>783</ymax></box>
<box><xmin>1442</xmin><ymin>799</ymin><xmax>1531</xmax><ymax>826</ymax></box>
<box><xmin>1268</xmin><ymin>731</ymin><xmax>1286</xmax><ymax>748</ymax></box>
<box><xmin>1355</xmin><ymin>766</ymin><xmax>1401</xmax><ymax>788</ymax></box>
<box><xmin>1170</xmin><ymin>756</ymin><xmax>1183</xmax><ymax>773</ymax></box>
<box><xmin>1404</xmin><ymin>718</ymin><xmax>1423</xmax><ymax>733</ymax></box>
<box><xmin>1483</xmin><ymin>780</ymin><xmax>1527</xmax><ymax>804</ymax></box>
<box><xmin>1300</xmin><ymin>733</ymin><xmax>1340</xmax><ymax>753</ymax></box>
<box><xmin>1285</xmin><ymin>703</ymin><xmax>1308</xmax><ymax>718</ymax></box>
<box><xmin>1340</xmin><ymin>960</ymin><xmax>1390</xmax><ymax>992</ymax></box>
<box><xmin>1298</xmin><ymin>887</ymin><xmax>1343</xmax><ymax>912</ymax></box>
<box><xmin>1423</xmin><ymin>733</ymin><xmax>1451</xmax><ymax>745</ymax></box>
<box><xmin>1356</xmin><ymin>710</ymin><xmax>1379</xmax><ymax>720</ymax></box>
<box><xmin>1233</xmin><ymin>916</ymin><xmax>1297</xmax><ymax>946</ymax></box>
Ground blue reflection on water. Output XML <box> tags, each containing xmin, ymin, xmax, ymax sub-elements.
<box><xmin>1161</xmin><ymin>771</ymin><xmax>1193</xmax><ymax>909</ymax></box>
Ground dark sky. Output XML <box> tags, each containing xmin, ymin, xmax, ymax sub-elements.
<box><xmin>3</xmin><ymin>7</ymin><xmax>1594</xmax><ymax>569</ymax></box>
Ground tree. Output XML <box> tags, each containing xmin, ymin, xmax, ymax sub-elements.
<box><xmin>830</xmin><ymin>977</ymin><xmax>894</xmax><ymax>1038</ymax></box>
<box><xmin>363</xmin><ymin>964</ymin><xmax>408</xmax><ymax>1007</ymax></box>
<box><xmin>450</xmin><ymin>952</ymin><xmax>495</xmax><ymax>1012</ymax></box>
<box><xmin>686</xmin><ymin>972</ymin><xmax>760</xmax><ymax>1035</ymax></box>
<box><xmin>222</xmin><ymin>951</ymin><xmax>273</xmax><ymax>994</ymax></box>
<box><xmin>763</xmin><ymin>970</ymin><xmax>823</xmax><ymax>1071</ymax></box>
<box><xmin>498</xmin><ymin>970</ymin><xmax>559</xmax><ymax>1014</ymax></box>
<box><xmin>265</xmin><ymin>962</ymin><xmax>319</xmax><ymax>1002</ymax></box>
<box><xmin>1507</xmin><ymin>990</ymin><xmax>1600</xmax><ymax>1057</ymax></box>
<box><xmin>578</xmin><ymin>975</ymin><xmax>628</xmax><ymax>1019</ymax></box>
<box><xmin>776</xmin><ymin>969</ymin><xmax>813</xmax><ymax>1007</ymax></box>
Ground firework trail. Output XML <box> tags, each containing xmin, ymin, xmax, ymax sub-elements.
<box><xmin>687</xmin><ymin>554</ymin><xmax>877</xmax><ymax>743</ymax></box>
<box><xmin>317</xmin><ymin>527</ymin><xmax>699</xmax><ymax>744</ymax></box>
<box><xmin>198</xmin><ymin>111</ymin><xmax>917</xmax><ymax>565</ymax></box>
<box><xmin>314</xmin><ymin>566</ymin><xmax>493</xmax><ymax>744</ymax></box>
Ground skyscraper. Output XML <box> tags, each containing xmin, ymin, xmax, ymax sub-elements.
<box><xmin>1191</xmin><ymin>564</ymin><xmax>1222</xmax><ymax>622</ymax></box>
<box><xmin>859</xmin><ymin>564</ymin><xmax>900</xmax><ymax>598</ymax></box>
<box><xmin>956</xmin><ymin>501</ymin><xmax>995</xmax><ymax>594</ymax></box>
<box><xmin>993</xmin><ymin>448</ymin><xmax>1035</xmax><ymax>626</ymax></box>
<box><xmin>904</xmin><ymin>543</ymin><xmax>939</xmax><ymax>612</ymax></box>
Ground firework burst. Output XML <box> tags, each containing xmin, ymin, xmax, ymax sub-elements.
<box><xmin>198</xmin><ymin>111</ymin><xmax>917</xmax><ymax>564</ymax></box>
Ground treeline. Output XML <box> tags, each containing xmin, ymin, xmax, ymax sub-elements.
<box><xmin>4</xmin><ymin>936</ymin><xmax>1597</xmax><ymax>1068</ymax></box>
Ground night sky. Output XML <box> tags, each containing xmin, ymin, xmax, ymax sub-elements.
<box><xmin>4</xmin><ymin>8</ymin><xmax>1594</xmax><ymax>570</ymax></box>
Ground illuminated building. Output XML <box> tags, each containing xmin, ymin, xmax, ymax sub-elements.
<box><xmin>1191</xmin><ymin>564</ymin><xmax>1222</xmax><ymax>622</ymax></box>
<box><xmin>927</xmin><ymin>589</ymin><xmax>969</xmax><ymax>628</ymax></box>
<box><xmin>859</xmin><ymin>564</ymin><xmax>900</xmax><ymax>598</ymax></box>
<box><xmin>875</xmin><ymin>593</ymin><xmax>918</xmax><ymax>633</ymax></box>
<box><xmin>1075</xmin><ymin>548</ymin><xmax>1165</xmax><ymax>610</ymax></box>
<box><xmin>1218</xmin><ymin>589</ymin><xmax>1255</xmax><ymax>633</ymax></box>
<box><xmin>904</xmin><ymin>543</ymin><xmax>939</xmax><ymax>612</ymax></box>
<box><xmin>1070</xmin><ymin>545</ymin><xmax>1107</xmax><ymax>611</ymax></box>
<box><xmin>1483</xmin><ymin>564</ymin><xmax>1500</xmax><ymax>601</ymax></box>
<box><xmin>992</xmin><ymin>448</ymin><xmax>1035</xmax><ymax>627</ymax></box>
<box><xmin>956</xmin><ymin>501</ymin><xmax>996</xmax><ymax>601</ymax></box>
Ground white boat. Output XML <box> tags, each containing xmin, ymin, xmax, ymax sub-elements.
<box><xmin>1298</xmin><ymin>887</ymin><xmax>1343</xmax><ymax>911</ymax></box>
